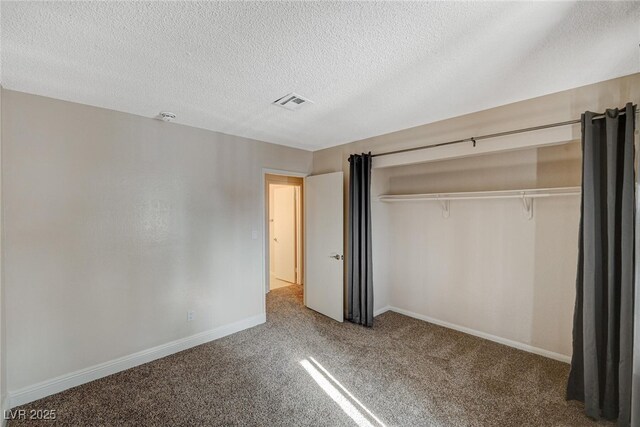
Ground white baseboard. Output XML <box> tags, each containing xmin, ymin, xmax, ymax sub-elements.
<box><xmin>374</xmin><ymin>305</ymin><xmax>391</xmax><ymax>317</ymax></box>
<box><xmin>7</xmin><ymin>313</ymin><xmax>266</xmax><ymax>409</ymax></box>
<box><xmin>383</xmin><ymin>306</ymin><xmax>571</xmax><ymax>363</ymax></box>
<box><xmin>6</xmin><ymin>306</ymin><xmax>570</xmax><ymax>410</ymax></box>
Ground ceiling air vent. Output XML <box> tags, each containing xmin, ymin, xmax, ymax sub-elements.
<box><xmin>272</xmin><ymin>93</ymin><xmax>313</xmax><ymax>111</ymax></box>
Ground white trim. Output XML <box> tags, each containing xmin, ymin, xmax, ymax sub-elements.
<box><xmin>6</xmin><ymin>313</ymin><xmax>265</xmax><ymax>409</ymax></box>
<box><xmin>373</xmin><ymin>306</ymin><xmax>391</xmax><ymax>317</ymax></box>
<box><xmin>385</xmin><ymin>306</ymin><xmax>571</xmax><ymax>363</ymax></box>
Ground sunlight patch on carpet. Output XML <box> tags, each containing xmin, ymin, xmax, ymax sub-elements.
<box><xmin>300</xmin><ymin>358</ymin><xmax>386</xmax><ymax>427</ymax></box>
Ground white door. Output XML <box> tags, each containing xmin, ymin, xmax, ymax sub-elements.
<box><xmin>273</xmin><ymin>186</ymin><xmax>297</xmax><ymax>283</ymax></box>
<box><xmin>305</xmin><ymin>172</ymin><xmax>344</xmax><ymax>322</ymax></box>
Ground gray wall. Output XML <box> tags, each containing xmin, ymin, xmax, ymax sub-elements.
<box><xmin>1</xmin><ymin>89</ymin><xmax>312</xmax><ymax>392</ymax></box>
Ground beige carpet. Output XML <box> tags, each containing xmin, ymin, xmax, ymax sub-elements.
<box><xmin>9</xmin><ymin>285</ymin><xmax>607</xmax><ymax>426</ymax></box>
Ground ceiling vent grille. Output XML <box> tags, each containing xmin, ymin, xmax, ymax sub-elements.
<box><xmin>272</xmin><ymin>93</ymin><xmax>313</xmax><ymax>111</ymax></box>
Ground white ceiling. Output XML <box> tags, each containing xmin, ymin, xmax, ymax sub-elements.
<box><xmin>2</xmin><ymin>2</ymin><xmax>639</xmax><ymax>151</ymax></box>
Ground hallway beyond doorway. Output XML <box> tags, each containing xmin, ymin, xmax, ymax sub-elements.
<box><xmin>265</xmin><ymin>173</ymin><xmax>304</xmax><ymax>293</ymax></box>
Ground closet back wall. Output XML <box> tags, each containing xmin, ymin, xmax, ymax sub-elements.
<box><xmin>1</xmin><ymin>90</ymin><xmax>312</xmax><ymax>394</ymax></box>
<box><xmin>379</xmin><ymin>144</ymin><xmax>581</xmax><ymax>360</ymax></box>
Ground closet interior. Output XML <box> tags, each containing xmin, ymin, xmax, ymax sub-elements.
<box><xmin>371</xmin><ymin>140</ymin><xmax>583</xmax><ymax>361</ymax></box>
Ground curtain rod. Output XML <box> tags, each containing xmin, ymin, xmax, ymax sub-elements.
<box><xmin>370</xmin><ymin>106</ymin><xmax>637</xmax><ymax>159</ymax></box>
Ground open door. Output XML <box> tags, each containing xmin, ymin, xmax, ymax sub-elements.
<box><xmin>304</xmin><ymin>171</ymin><xmax>344</xmax><ymax>322</ymax></box>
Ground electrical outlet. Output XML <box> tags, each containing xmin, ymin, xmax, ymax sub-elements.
<box><xmin>187</xmin><ymin>310</ymin><xmax>195</xmax><ymax>322</ymax></box>
<box><xmin>251</xmin><ymin>230</ymin><xmax>258</xmax><ymax>240</ymax></box>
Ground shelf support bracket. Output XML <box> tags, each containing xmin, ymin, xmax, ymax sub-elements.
<box><xmin>520</xmin><ymin>193</ymin><xmax>533</xmax><ymax>220</ymax></box>
<box><xmin>439</xmin><ymin>198</ymin><xmax>450</xmax><ymax>218</ymax></box>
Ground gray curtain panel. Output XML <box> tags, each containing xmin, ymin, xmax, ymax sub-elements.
<box><xmin>567</xmin><ymin>103</ymin><xmax>636</xmax><ymax>425</ymax></box>
<box><xmin>347</xmin><ymin>153</ymin><xmax>374</xmax><ymax>327</ymax></box>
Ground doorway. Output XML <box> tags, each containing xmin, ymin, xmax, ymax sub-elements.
<box><xmin>265</xmin><ymin>174</ymin><xmax>303</xmax><ymax>292</ymax></box>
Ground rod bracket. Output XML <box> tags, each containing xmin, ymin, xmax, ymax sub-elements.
<box><xmin>471</xmin><ymin>137</ymin><xmax>476</xmax><ymax>148</ymax></box>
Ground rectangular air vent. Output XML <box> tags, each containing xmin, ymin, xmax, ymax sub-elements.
<box><xmin>272</xmin><ymin>92</ymin><xmax>313</xmax><ymax>111</ymax></box>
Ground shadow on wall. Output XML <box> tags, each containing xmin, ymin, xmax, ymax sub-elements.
<box><xmin>385</xmin><ymin>147</ymin><xmax>572</xmax><ymax>194</ymax></box>
<box><xmin>530</xmin><ymin>143</ymin><xmax>581</xmax><ymax>357</ymax></box>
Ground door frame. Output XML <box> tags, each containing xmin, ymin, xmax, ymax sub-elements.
<box><xmin>261</xmin><ymin>169</ymin><xmax>308</xmax><ymax>310</ymax></box>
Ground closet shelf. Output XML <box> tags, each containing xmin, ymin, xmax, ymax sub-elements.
<box><xmin>377</xmin><ymin>186</ymin><xmax>581</xmax><ymax>203</ymax></box>
<box><xmin>378</xmin><ymin>186</ymin><xmax>580</xmax><ymax>220</ymax></box>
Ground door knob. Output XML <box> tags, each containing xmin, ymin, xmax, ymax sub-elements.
<box><xmin>329</xmin><ymin>254</ymin><xmax>343</xmax><ymax>260</ymax></box>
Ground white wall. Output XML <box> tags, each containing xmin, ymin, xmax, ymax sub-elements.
<box><xmin>1</xmin><ymin>90</ymin><xmax>312</xmax><ymax>395</ymax></box>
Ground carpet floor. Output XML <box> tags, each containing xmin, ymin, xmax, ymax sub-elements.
<box><xmin>10</xmin><ymin>285</ymin><xmax>608</xmax><ymax>426</ymax></box>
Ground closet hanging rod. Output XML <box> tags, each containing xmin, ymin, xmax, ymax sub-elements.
<box><xmin>370</xmin><ymin>106</ymin><xmax>637</xmax><ymax>159</ymax></box>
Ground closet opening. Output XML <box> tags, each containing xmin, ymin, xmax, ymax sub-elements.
<box><xmin>265</xmin><ymin>173</ymin><xmax>304</xmax><ymax>296</ymax></box>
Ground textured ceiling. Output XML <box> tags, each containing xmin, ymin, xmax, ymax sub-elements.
<box><xmin>2</xmin><ymin>2</ymin><xmax>639</xmax><ymax>150</ymax></box>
